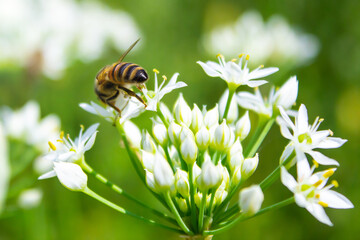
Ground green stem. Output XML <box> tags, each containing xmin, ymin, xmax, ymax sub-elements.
<box><xmin>188</xmin><ymin>163</ymin><xmax>198</xmax><ymax>232</ymax></box>
<box><xmin>205</xmin><ymin>197</ymin><xmax>295</xmax><ymax>235</ymax></box>
<box><xmin>207</xmin><ymin>188</ymin><xmax>216</xmax><ymax>215</ymax></box>
<box><xmin>164</xmin><ymin>191</ymin><xmax>193</xmax><ymax>235</ymax></box>
<box><xmin>81</xmin><ymin>162</ymin><xmax>176</xmax><ymax>224</ymax></box>
<box><xmin>164</xmin><ymin>145</ymin><xmax>175</xmax><ymax>173</ymax></box>
<box><xmin>221</xmin><ymin>89</ymin><xmax>235</xmax><ymax>122</ymax></box>
<box><xmin>198</xmin><ymin>190</ymin><xmax>208</xmax><ymax>232</ymax></box>
<box><xmin>84</xmin><ymin>188</ymin><xmax>182</xmax><ymax>234</ymax></box>
<box><xmin>245</xmin><ymin>117</ymin><xmax>275</xmax><ymax>158</ymax></box>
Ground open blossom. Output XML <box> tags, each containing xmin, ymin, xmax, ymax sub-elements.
<box><xmin>278</xmin><ymin>104</ymin><xmax>347</xmax><ymax>178</ymax></box>
<box><xmin>281</xmin><ymin>166</ymin><xmax>353</xmax><ymax>226</ymax></box>
<box><xmin>197</xmin><ymin>54</ymin><xmax>278</xmax><ymax>90</ymax></box>
<box><xmin>143</xmin><ymin>69</ymin><xmax>187</xmax><ymax>111</ymax></box>
<box><xmin>38</xmin><ymin>123</ymin><xmax>99</xmax><ymax>180</ymax></box>
<box><xmin>237</xmin><ymin>76</ymin><xmax>298</xmax><ymax>118</ymax></box>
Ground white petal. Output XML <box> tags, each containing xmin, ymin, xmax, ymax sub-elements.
<box><xmin>295</xmin><ymin>148</ymin><xmax>311</xmax><ymax>180</ymax></box>
<box><xmin>320</xmin><ymin>190</ymin><xmax>354</xmax><ymax>209</ymax></box>
<box><xmin>280</xmin><ymin>167</ymin><xmax>297</xmax><ymax>191</ymax></box>
<box><xmin>82</xmin><ymin>123</ymin><xmax>100</xmax><ymax>142</ymax></box>
<box><xmin>316</xmin><ymin>137</ymin><xmax>347</xmax><ymax>149</ymax></box>
<box><xmin>280</xmin><ymin>144</ymin><xmax>295</xmax><ymax>164</ymax></box>
<box><xmin>79</xmin><ymin>103</ymin><xmax>97</xmax><ymax>115</ymax></box>
<box><xmin>306</xmin><ymin>203</ymin><xmax>333</xmax><ymax>226</ymax></box>
<box><xmin>279</xmin><ymin>122</ymin><xmax>294</xmax><ymax>140</ymax></box>
<box><xmin>38</xmin><ymin>170</ymin><xmax>57</xmax><ymax>180</ymax></box>
<box><xmin>83</xmin><ymin>131</ymin><xmax>98</xmax><ymax>151</ymax></box>
<box><xmin>307</xmin><ymin>151</ymin><xmax>339</xmax><ymax>166</ymax></box>
<box><xmin>294</xmin><ymin>193</ymin><xmax>307</xmax><ymax>208</ymax></box>
<box><xmin>246</xmin><ymin>80</ymin><xmax>268</xmax><ymax>88</ymax></box>
<box><xmin>197</xmin><ymin>61</ymin><xmax>221</xmax><ymax>77</ymax></box>
<box><xmin>297</xmin><ymin>104</ymin><xmax>309</xmax><ymax>134</ymax></box>
<box><xmin>54</xmin><ymin>162</ymin><xmax>87</xmax><ymax>191</ymax></box>
<box><xmin>249</xmin><ymin>67</ymin><xmax>279</xmax><ymax>79</ymax></box>
<box><xmin>278</xmin><ymin>106</ymin><xmax>295</xmax><ymax>130</ymax></box>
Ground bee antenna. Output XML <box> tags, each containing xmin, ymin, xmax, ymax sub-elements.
<box><xmin>118</xmin><ymin>38</ymin><xmax>141</xmax><ymax>62</ymax></box>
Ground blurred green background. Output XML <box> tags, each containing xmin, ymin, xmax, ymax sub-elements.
<box><xmin>0</xmin><ymin>0</ymin><xmax>359</xmax><ymax>239</ymax></box>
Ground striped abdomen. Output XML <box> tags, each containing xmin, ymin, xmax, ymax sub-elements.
<box><xmin>109</xmin><ymin>62</ymin><xmax>148</xmax><ymax>84</ymax></box>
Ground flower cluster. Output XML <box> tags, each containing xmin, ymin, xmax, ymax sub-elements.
<box><xmin>39</xmin><ymin>53</ymin><xmax>352</xmax><ymax>238</ymax></box>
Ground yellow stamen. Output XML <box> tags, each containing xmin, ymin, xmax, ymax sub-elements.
<box><xmin>259</xmin><ymin>64</ymin><xmax>264</xmax><ymax>68</ymax></box>
<box><xmin>246</xmin><ymin>55</ymin><xmax>250</xmax><ymax>60</ymax></box>
<box><xmin>238</xmin><ymin>53</ymin><xmax>245</xmax><ymax>58</ymax></box>
<box><xmin>231</xmin><ymin>58</ymin><xmax>237</xmax><ymax>62</ymax></box>
<box><xmin>314</xmin><ymin>180</ymin><xmax>323</xmax><ymax>187</ymax></box>
<box><xmin>66</xmin><ymin>134</ymin><xmax>70</xmax><ymax>139</ymax></box>
<box><xmin>69</xmin><ymin>148</ymin><xmax>76</xmax><ymax>152</ymax></box>
<box><xmin>162</xmin><ymin>75</ymin><xmax>167</xmax><ymax>81</ymax></box>
<box><xmin>153</xmin><ymin>68</ymin><xmax>159</xmax><ymax>74</ymax></box>
<box><xmin>318</xmin><ymin>201</ymin><xmax>328</xmax><ymax>208</ymax></box>
<box><xmin>80</xmin><ymin>124</ymin><xmax>84</xmax><ymax>131</ymax></box>
<box><xmin>323</xmin><ymin>170</ymin><xmax>335</xmax><ymax>179</ymax></box>
<box><xmin>331</xmin><ymin>180</ymin><xmax>339</xmax><ymax>188</ymax></box>
<box><xmin>216</xmin><ymin>53</ymin><xmax>224</xmax><ymax>59</ymax></box>
<box><xmin>57</xmin><ymin>139</ymin><xmax>64</xmax><ymax>143</ymax></box>
<box><xmin>60</xmin><ymin>131</ymin><xmax>64</xmax><ymax>139</ymax></box>
<box><xmin>328</xmin><ymin>129</ymin><xmax>334</xmax><ymax>136</ymax></box>
<box><xmin>48</xmin><ymin>141</ymin><xmax>56</xmax><ymax>151</ymax></box>
<box><xmin>315</xmin><ymin>194</ymin><xmax>320</xmax><ymax>199</ymax></box>
<box><xmin>312</xmin><ymin>160</ymin><xmax>319</xmax><ymax>168</ymax></box>
<box><xmin>319</xmin><ymin>118</ymin><xmax>324</xmax><ymax>122</ymax></box>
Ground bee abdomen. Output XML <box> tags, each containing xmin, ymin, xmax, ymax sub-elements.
<box><xmin>110</xmin><ymin>62</ymin><xmax>148</xmax><ymax>84</ymax></box>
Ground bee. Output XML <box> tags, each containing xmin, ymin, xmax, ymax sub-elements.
<box><xmin>95</xmin><ymin>39</ymin><xmax>148</xmax><ymax>114</ymax></box>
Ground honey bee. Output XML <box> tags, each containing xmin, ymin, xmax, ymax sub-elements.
<box><xmin>95</xmin><ymin>39</ymin><xmax>148</xmax><ymax>114</ymax></box>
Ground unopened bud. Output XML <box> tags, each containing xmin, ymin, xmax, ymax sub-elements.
<box><xmin>153</xmin><ymin>153</ymin><xmax>174</xmax><ymax>192</ymax></box>
<box><xmin>227</xmin><ymin>139</ymin><xmax>244</xmax><ymax>171</ymax></box>
<box><xmin>175</xmin><ymin>169</ymin><xmax>190</xmax><ymax>198</ymax></box>
<box><xmin>204</xmin><ymin>104</ymin><xmax>219</xmax><ymax>128</ymax></box>
<box><xmin>123</xmin><ymin>121</ymin><xmax>141</xmax><ymax>149</ymax></box>
<box><xmin>174</xmin><ymin>94</ymin><xmax>192</xmax><ymax>127</ymax></box>
<box><xmin>242</xmin><ymin>153</ymin><xmax>259</xmax><ymax>180</ymax></box>
<box><xmin>145</xmin><ymin>170</ymin><xmax>158</xmax><ymax>193</ymax></box>
<box><xmin>141</xmin><ymin>131</ymin><xmax>157</xmax><ymax>153</ymax></box>
<box><xmin>213</xmin><ymin>120</ymin><xmax>233</xmax><ymax>152</ymax></box>
<box><xmin>235</xmin><ymin>111</ymin><xmax>251</xmax><ymax>141</ymax></box>
<box><xmin>152</xmin><ymin>122</ymin><xmax>168</xmax><ymax>146</ymax></box>
<box><xmin>196</xmin><ymin>127</ymin><xmax>210</xmax><ymax>151</ymax></box>
<box><xmin>197</xmin><ymin>160</ymin><xmax>222</xmax><ymax>192</ymax></box>
<box><xmin>176</xmin><ymin>197</ymin><xmax>188</xmax><ymax>213</ymax></box>
<box><xmin>191</xmin><ymin>104</ymin><xmax>204</xmax><ymax>132</ymax></box>
<box><xmin>180</xmin><ymin>136</ymin><xmax>198</xmax><ymax>165</ymax></box>
<box><xmin>168</xmin><ymin>121</ymin><xmax>182</xmax><ymax>147</ymax></box>
<box><xmin>239</xmin><ymin>185</ymin><xmax>264</xmax><ymax>216</ymax></box>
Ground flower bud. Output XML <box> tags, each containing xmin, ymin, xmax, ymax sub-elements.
<box><xmin>219</xmin><ymin>89</ymin><xmax>239</xmax><ymax>124</ymax></box>
<box><xmin>123</xmin><ymin>121</ymin><xmax>141</xmax><ymax>149</ymax></box>
<box><xmin>145</xmin><ymin>170</ymin><xmax>158</xmax><ymax>193</ymax></box>
<box><xmin>168</xmin><ymin>121</ymin><xmax>182</xmax><ymax>147</ymax></box>
<box><xmin>227</xmin><ymin>139</ymin><xmax>244</xmax><ymax>171</ymax></box>
<box><xmin>213</xmin><ymin>120</ymin><xmax>233</xmax><ymax>152</ymax></box>
<box><xmin>180</xmin><ymin>125</ymin><xmax>195</xmax><ymax>142</ymax></box>
<box><xmin>197</xmin><ymin>160</ymin><xmax>222</xmax><ymax>192</ymax></box>
<box><xmin>175</xmin><ymin>169</ymin><xmax>190</xmax><ymax>198</ymax></box>
<box><xmin>204</xmin><ymin>104</ymin><xmax>219</xmax><ymax>128</ymax></box>
<box><xmin>235</xmin><ymin>111</ymin><xmax>251</xmax><ymax>141</ymax></box>
<box><xmin>242</xmin><ymin>153</ymin><xmax>259</xmax><ymax>180</ymax></box>
<box><xmin>191</xmin><ymin>104</ymin><xmax>204</xmax><ymax>132</ymax></box>
<box><xmin>195</xmin><ymin>192</ymin><xmax>211</xmax><ymax>208</ymax></box>
<box><xmin>215</xmin><ymin>188</ymin><xmax>228</xmax><ymax>206</ymax></box>
<box><xmin>231</xmin><ymin>166</ymin><xmax>242</xmax><ymax>187</ymax></box>
<box><xmin>153</xmin><ymin>153</ymin><xmax>174</xmax><ymax>192</ymax></box>
<box><xmin>159</xmin><ymin>102</ymin><xmax>173</xmax><ymax>122</ymax></box>
<box><xmin>141</xmin><ymin>150</ymin><xmax>156</xmax><ymax>172</ymax></box>
<box><xmin>180</xmin><ymin>135</ymin><xmax>198</xmax><ymax>165</ymax></box>
<box><xmin>141</xmin><ymin>131</ymin><xmax>157</xmax><ymax>153</ymax></box>
<box><xmin>195</xmin><ymin>127</ymin><xmax>210</xmax><ymax>151</ymax></box>
<box><xmin>174</xmin><ymin>94</ymin><xmax>192</xmax><ymax>127</ymax></box>
<box><xmin>193</xmin><ymin>162</ymin><xmax>202</xmax><ymax>180</ymax></box>
<box><xmin>53</xmin><ymin>162</ymin><xmax>87</xmax><ymax>192</ymax></box>
<box><xmin>176</xmin><ymin>197</ymin><xmax>188</xmax><ymax>213</ymax></box>
<box><xmin>239</xmin><ymin>185</ymin><xmax>264</xmax><ymax>216</ymax></box>
<box><xmin>274</xmin><ymin>76</ymin><xmax>298</xmax><ymax>110</ymax></box>
<box><xmin>218</xmin><ymin>164</ymin><xmax>230</xmax><ymax>189</ymax></box>
<box><xmin>152</xmin><ymin>122</ymin><xmax>168</xmax><ymax>146</ymax></box>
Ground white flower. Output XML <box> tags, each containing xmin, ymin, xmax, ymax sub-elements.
<box><xmin>196</xmin><ymin>160</ymin><xmax>222</xmax><ymax>192</ymax></box>
<box><xmin>1</xmin><ymin>101</ymin><xmax>60</xmax><ymax>152</ymax></box>
<box><xmin>227</xmin><ymin>139</ymin><xmax>244</xmax><ymax>172</ymax></box>
<box><xmin>237</xmin><ymin>77</ymin><xmax>298</xmax><ymax>118</ymax></box>
<box><xmin>180</xmin><ymin>135</ymin><xmax>198</xmax><ymax>165</ymax></box>
<box><xmin>242</xmin><ymin>153</ymin><xmax>259</xmax><ymax>180</ymax></box>
<box><xmin>278</xmin><ymin>104</ymin><xmax>347</xmax><ymax>179</ymax></box>
<box><xmin>153</xmin><ymin>152</ymin><xmax>175</xmax><ymax>192</ymax></box>
<box><xmin>174</xmin><ymin>94</ymin><xmax>192</xmax><ymax>127</ymax></box>
<box><xmin>281</xmin><ymin>166</ymin><xmax>353</xmax><ymax>226</ymax></box>
<box><xmin>239</xmin><ymin>185</ymin><xmax>264</xmax><ymax>216</ymax></box>
<box><xmin>152</xmin><ymin>121</ymin><xmax>168</xmax><ymax>146</ymax></box>
<box><xmin>80</xmin><ymin>101</ymin><xmax>117</xmax><ymax>122</ymax></box>
<box><xmin>141</xmin><ymin>131</ymin><xmax>157</xmax><ymax>153</ymax></box>
<box><xmin>18</xmin><ymin>188</ymin><xmax>43</xmax><ymax>209</ymax></box>
<box><xmin>143</xmin><ymin>70</ymin><xmax>187</xmax><ymax>111</ymax></box>
<box><xmin>195</xmin><ymin>127</ymin><xmax>210</xmax><ymax>151</ymax></box>
<box><xmin>235</xmin><ymin>111</ymin><xmax>251</xmax><ymax>141</ymax></box>
<box><xmin>38</xmin><ymin>123</ymin><xmax>99</xmax><ymax>179</ymax></box>
<box><xmin>204</xmin><ymin>104</ymin><xmax>219</xmax><ymax>129</ymax></box>
<box><xmin>0</xmin><ymin>123</ymin><xmax>9</xmax><ymax>214</ymax></box>
<box><xmin>175</xmin><ymin>169</ymin><xmax>190</xmax><ymax>198</ymax></box>
<box><xmin>123</xmin><ymin>121</ymin><xmax>141</xmax><ymax>149</ymax></box>
<box><xmin>53</xmin><ymin>162</ymin><xmax>88</xmax><ymax>192</ymax></box>
<box><xmin>212</xmin><ymin>120</ymin><xmax>234</xmax><ymax>152</ymax></box>
<box><xmin>197</xmin><ymin>54</ymin><xmax>278</xmax><ymax>90</ymax></box>
<box><xmin>191</xmin><ymin>104</ymin><xmax>204</xmax><ymax>132</ymax></box>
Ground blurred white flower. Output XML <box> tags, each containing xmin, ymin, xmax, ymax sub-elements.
<box><xmin>18</xmin><ymin>188</ymin><xmax>43</xmax><ymax>209</ymax></box>
<box><xmin>0</xmin><ymin>0</ymin><xmax>141</xmax><ymax>79</ymax></box>
<box><xmin>278</xmin><ymin>104</ymin><xmax>347</xmax><ymax>179</ymax></box>
<box><xmin>0</xmin><ymin>123</ymin><xmax>9</xmax><ymax>214</ymax></box>
<box><xmin>281</xmin><ymin>166</ymin><xmax>353</xmax><ymax>226</ymax></box>
<box><xmin>143</xmin><ymin>70</ymin><xmax>187</xmax><ymax>111</ymax></box>
<box><xmin>0</xmin><ymin>101</ymin><xmax>60</xmax><ymax>152</ymax></box>
<box><xmin>203</xmin><ymin>11</ymin><xmax>319</xmax><ymax>67</ymax></box>
<box><xmin>198</xmin><ymin>55</ymin><xmax>278</xmax><ymax>91</ymax></box>
<box><xmin>237</xmin><ymin>76</ymin><xmax>298</xmax><ymax>118</ymax></box>
<box><xmin>38</xmin><ymin>123</ymin><xmax>99</xmax><ymax>179</ymax></box>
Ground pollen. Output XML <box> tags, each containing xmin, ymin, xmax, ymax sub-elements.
<box><xmin>319</xmin><ymin>118</ymin><xmax>324</xmax><ymax>123</ymax></box>
<box><xmin>60</xmin><ymin>131</ymin><xmax>64</xmax><ymax>139</ymax></box>
<box><xmin>246</xmin><ymin>55</ymin><xmax>250</xmax><ymax>60</ymax></box>
<box><xmin>231</xmin><ymin>58</ymin><xmax>237</xmax><ymax>62</ymax></box>
<box><xmin>162</xmin><ymin>75</ymin><xmax>167</xmax><ymax>81</ymax></box>
<box><xmin>312</xmin><ymin>160</ymin><xmax>319</xmax><ymax>168</ymax></box>
<box><xmin>48</xmin><ymin>141</ymin><xmax>56</xmax><ymax>151</ymax></box>
<box><xmin>315</xmin><ymin>193</ymin><xmax>320</xmax><ymax>199</ymax></box>
<box><xmin>259</xmin><ymin>64</ymin><xmax>264</xmax><ymax>68</ymax></box>
<box><xmin>57</xmin><ymin>139</ymin><xmax>64</xmax><ymax>143</ymax></box>
<box><xmin>153</xmin><ymin>68</ymin><xmax>160</xmax><ymax>74</ymax></box>
<box><xmin>328</xmin><ymin>129</ymin><xmax>334</xmax><ymax>136</ymax></box>
<box><xmin>331</xmin><ymin>180</ymin><xmax>339</xmax><ymax>188</ymax></box>
<box><xmin>314</xmin><ymin>180</ymin><xmax>323</xmax><ymax>187</ymax></box>
<box><xmin>323</xmin><ymin>169</ymin><xmax>335</xmax><ymax>178</ymax></box>
<box><xmin>238</xmin><ymin>53</ymin><xmax>245</xmax><ymax>58</ymax></box>
<box><xmin>318</xmin><ymin>201</ymin><xmax>329</xmax><ymax>208</ymax></box>
<box><xmin>66</xmin><ymin>133</ymin><xmax>70</xmax><ymax>139</ymax></box>
<box><xmin>80</xmin><ymin>124</ymin><xmax>84</xmax><ymax>131</ymax></box>
<box><xmin>216</xmin><ymin>53</ymin><xmax>224</xmax><ymax>59</ymax></box>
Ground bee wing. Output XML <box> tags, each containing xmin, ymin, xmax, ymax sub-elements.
<box><xmin>117</xmin><ymin>38</ymin><xmax>140</xmax><ymax>63</ymax></box>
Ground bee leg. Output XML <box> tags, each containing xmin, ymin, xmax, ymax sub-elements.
<box><xmin>118</xmin><ymin>86</ymin><xmax>147</xmax><ymax>107</ymax></box>
<box><xmin>105</xmin><ymin>98</ymin><xmax>122</xmax><ymax>126</ymax></box>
